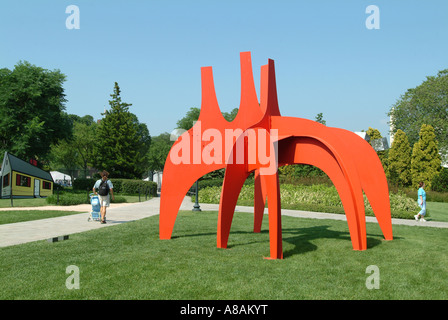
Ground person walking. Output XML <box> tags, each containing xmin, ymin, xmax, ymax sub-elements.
<box><xmin>414</xmin><ymin>181</ymin><xmax>427</xmax><ymax>222</ymax></box>
<box><xmin>93</xmin><ymin>170</ymin><xmax>115</xmax><ymax>224</ymax></box>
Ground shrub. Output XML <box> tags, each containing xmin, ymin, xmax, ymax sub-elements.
<box><xmin>196</xmin><ymin>184</ymin><xmax>422</xmax><ymax>219</ymax></box>
<box><xmin>431</xmin><ymin>167</ymin><xmax>448</xmax><ymax>192</ymax></box>
<box><xmin>46</xmin><ymin>191</ymin><xmax>127</xmax><ymax>206</ymax></box>
<box><xmin>73</xmin><ymin>178</ymin><xmax>96</xmax><ymax>191</ymax></box>
<box><xmin>73</xmin><ymin>178</ymin><xmax>157</xmax><ymax>196</ymax></box>
<box><xmin>113</xmin><ymin>179</ymin><xmax>157</xmax><ymax>196</ymax></box>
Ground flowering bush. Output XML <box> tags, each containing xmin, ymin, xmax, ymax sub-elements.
<box><xmin>197</xmin><ymin>183</ymin><xmax>421</xmax><ymax>219</ymax></box>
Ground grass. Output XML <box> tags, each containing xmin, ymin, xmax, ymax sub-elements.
<box><xmin>0</xmin><ymin>198</ymin><xmax>48</xmax><ymax>208</ymax></box>
<box><xmin>0</xmin><ymin>210</ymin><xmax>447</xmax><ymax>300</ymax></box>
<box><xmin>0</xmin><ymin>210</ymin><xmax>84</xmax><ymax>225</ymax></box>
<box><xmin>425</xmin><ymin>202</ymin><xmax>448</xmax><ymax>222</ymax></box>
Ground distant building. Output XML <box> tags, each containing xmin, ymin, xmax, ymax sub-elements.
<box><xmin>0</xmin><ymin>152</ymin><xmax>54</xmax><ymax>199</ymax></box>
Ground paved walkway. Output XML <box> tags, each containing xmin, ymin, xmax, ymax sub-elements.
<box><xmin>0</xmin><ymin>196</ymin><xmax>447</xmax><ymax>248</ymax></box>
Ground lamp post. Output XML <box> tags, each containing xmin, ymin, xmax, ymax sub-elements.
<box><xmin>192</xmin><ymin>180</ymin><xmax>201</xmax><ymax>211</ymax></box>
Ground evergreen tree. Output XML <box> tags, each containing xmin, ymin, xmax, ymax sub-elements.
<box><xmin>94</xmin><ymin>82</ymin><xmax>151</xmax><ymax>179</ymax></box>
<box><xmin>387</xmin><ymin>129</ymin><xmax>411</xmax><ymax>186</ymax></box>
<box><xmin>366</xmin><ymin>127</ymin><xmax>388</xmax><ymax>171</ymax></box>
<box><xmin>410</xmin><ymin>124</ymin><xmax>442</xmax><ymax>189</ymax></box>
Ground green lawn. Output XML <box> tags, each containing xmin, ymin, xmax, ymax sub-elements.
<box><xmin>0</xmin><ymin>197</ymin><xmax>48</xmax><ymax>208</ymax></box>
<box><xmin>0</xmin><ymin>210</ymin><xmax>446</xmax><ymax>300</ymax></box>
<box><xmin>426</xmin><ymin>202</ymin><xmax>448</xmax><ymax>222</ymax></box>
<box><xmin>0</xmin><ymin>210</ymin><xmax>84</xmax><ymax>225</ymax></box>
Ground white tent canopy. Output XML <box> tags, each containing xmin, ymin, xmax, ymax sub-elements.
<box><xmin>50</xmin><ymin>171</ymin><xmax>72</xmax><ymax>186</ymax></box>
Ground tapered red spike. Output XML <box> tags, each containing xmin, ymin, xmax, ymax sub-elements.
<box><xmin>199</xmin><ymin>66</ymin><xmax>225</xmax><ymax>124</ymax></box>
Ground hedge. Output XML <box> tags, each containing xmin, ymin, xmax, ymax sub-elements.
<box><xmin>194</xmin><ymin>183</ymin><xmax>423</xmax><ymax>219</ymax></box>
<box><xmin>73</xmin><ymin>178</ymin><xmax>157</xmax><ymax>196</ymax></box>
<box><xmin>112</xmin><ymin>179</ymin><xmax>157</xmax><ymax>196</ymax></box>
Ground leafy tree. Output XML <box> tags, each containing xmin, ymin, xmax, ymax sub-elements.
<box><xmin>222</xmin><ymin>108</ymin><xmax>239</xmax><ymax>122</ymax></box>
<box><xmin>176</xmin><ymin>107</ymin><xmax>200</xmax><ymax>131</ymax></box>
<box><xmin>315</xmin><ymin>113</ymin><xmax>326</xmax><ymax>125</ymax></box>
<box><xmin>93</xmin><ymin>82</ymin><xmax>151</xmax><ymax>179</ymax></box>
<box><xmin>176</xmin><ymin>107</ymin><xmax>239</xmax><ymax>131</ymax></box>
<box><xmin>147</xmin><ymin>132</ymin><xmax>173</xmax><ymax>172</ymax></box>
<box><xmin>387</xmin><ymin>129</ymin><xmax>411</xmax><ymax>187</ymax></box>
<box><xmin>410</xmin><ymin>124</ymin><xmax>442</xmax><ymax>189</ymax></box>
<box><xmin>389</xmin><ymin>69</ymin><xmax>448</xmax><ymax>157</ymax></box>
<box><xmin>48</xmin><ymin>115</ymin><xmax>97</xmax><ymax>179</ymax></box>
<box><xmin>49</xmin><ymin>139</ymin><xmax>80</xmax><ymax>181</ymax></box>
<box><xmin>0</xmin><ymin>61</ymin><xmax>71</xmax><ymax>163</ymax></box>
<box><xmin>72</xmin><ymin>115</ymin><xmax>97</xmax><ymax>178</ymax></box>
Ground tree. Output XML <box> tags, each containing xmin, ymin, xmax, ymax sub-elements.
<box><xmin>366</xmin><ymin>127</ymin><xmax>382</xmax><ymax>142</ymax></box>
<box><xmin>48</xmin><ymin>115</ymin><xmax>97</xmax><ymax>180</ymax></box>
<box><xmin>222</xmin><ymin>108</ymin><xmax>239</xmax><ymax>122</ymax></box>
<box><xmin>0</xmin><ymin>61</ymin><xmax>71</xmax><ymax>163</ymax></box>
<box><xmin>49</xmin><ymin>139</ymin><xmax>80</xmax><ymax>182</ymax></box>
<box><xmin>410</xmin><ymin>124</ymin><xmax>442</xmax><ymax>189</ymax></box>
<box><xmin>176</xmin><ymin>107</ymin><xmax>200</xmax><ymax>131</ymax></box>
<box><xmin>387</xmin><ymin>129</ymin><xmax>411</xmax><ymax>187</ymax></box>
<box><xmin>315</xmin><ymin>113</ymin><xmax>326</xmax><ymax>125</ymax></box>
<box><xmin>176</xmin><ymin>107</ymin><xmax>239</xmax><ymax>131</ymax></box>
<box><xmin>71</xmin><ymin>115</ymin><xmax>97</xmax><ymax>178</ymax></box>
<box><xmin>147</xmin><ymin>132</ymin><xmax>173</xmax><ymax>172</ymax></box>
<box><xmin>93</xmin><ymin>82</ymin><xmax>151</xmax><ymax>179</ymax></box>
<box><xmin>366</xmin><ymin>127</ymin><xmax>388</xmax><ymax>171</ymax></box>
<box><xmin>431</xmin><ymin>167</ymin><xmax>448</xmax><ymax>192</ymax></box>
<box><xmin>389</xmin><ymin>69</ymin><xmax>448</xmax><ymax>157</ymax></box>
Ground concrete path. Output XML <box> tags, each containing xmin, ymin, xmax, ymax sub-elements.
<box><xmin>0</xmin><ymin>196</ymin><xmax>447</xmax><ymax>248</ymax></box>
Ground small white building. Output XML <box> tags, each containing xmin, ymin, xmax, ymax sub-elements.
<box><xmin>50</xmin><ymin>171</ymin><xmax>72</xmax><ymax>187</ymax></box>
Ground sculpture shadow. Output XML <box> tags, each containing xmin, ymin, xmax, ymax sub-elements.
<box><xmin>226</xmin><ymin>225</ymin><xmax>384</xmax><ymax>259</ymax></box>
<box><xmin>281</xmin><ymin>226</ymin><xmax>382</xmax><ymax>258</ymax></box>
<box><xmin>166</xmin><ymin>221</ymin><xmax>387</xmax><ymax>259</ymax></box>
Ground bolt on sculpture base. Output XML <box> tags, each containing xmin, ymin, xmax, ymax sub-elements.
<box><xmin>159</xmin><ymin>52</ymin><xmax>393</xmax><ymax>259</ymax></box>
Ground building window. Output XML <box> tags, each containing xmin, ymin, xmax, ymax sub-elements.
<box><xmin>3</xmin><ymin>174</ymin><xmax>10</xmax><ymax>187</ymax></box>
<box><xmin>43</xmin><ymin>181</ymin><xmax>52</xmax><ymax>190</ymax></box>
<box><xmin>16</xmin><ymin>174</ymin><xmax>31</xmax><ymax>187</ymax></box>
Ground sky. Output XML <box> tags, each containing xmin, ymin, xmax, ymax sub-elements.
<box><xmin>1</xmin><ymin>0</ymin><xmax>447</xmax><ymax>142</ymax></box>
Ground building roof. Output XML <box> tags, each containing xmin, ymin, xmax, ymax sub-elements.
<box><xmin>4</xmin><ymin>152</ymin><xmax>53</xmax><ymax>182</ymax></box>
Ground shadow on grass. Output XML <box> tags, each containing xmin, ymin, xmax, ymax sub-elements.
<box><xmin>168</xmin><ymin>213</ymin><xmax>393</xmax><ymax>259</ymax></box>
<box><xmin>281</xmin><ymin>226</ymin><xmax>386</xmax><ymax>258</ymax></box>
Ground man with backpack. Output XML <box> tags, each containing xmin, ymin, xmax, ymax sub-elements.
<box><xmin>92</xmin><ymin>170</ymin><xmax>115</xmax><ymax>224</ymax></box>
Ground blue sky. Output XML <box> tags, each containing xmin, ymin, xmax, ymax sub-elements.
<box><xmin>1</xmin><ymin>0</ymin><xmax>447</xmax><ymax>141</ymax></box>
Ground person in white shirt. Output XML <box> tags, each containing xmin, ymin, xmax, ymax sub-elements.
<box><xmin>92</xmin><ymin>170</ymin><xmax>115</xmax><ymax>223</ymax></box>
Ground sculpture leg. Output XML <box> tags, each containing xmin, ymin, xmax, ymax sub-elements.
<box><xmin>333</xmin><ymin>128</ymin><xmax>393</xmax><ymax>241</ymax></box>
<box><xmin>217</xmin><ymin>164</ymin><xmax>250</xmax><ymax>249</ymax></box>
<box><xmin>253</xmin><ymin>169</ymin><xmax>267</xmax><ymax>233</ymax></box>
<box><xmin>278</xmin><ymin>137</ymin><xmax>366</xmax><ymax>250</ymax></box>
<box><xmin>263</xmin><ymin>172</ymin><xmax>283</xmax><ymax>259</ymax></box>
<box><xmin>160</xmin><ymin>158</ymin><xmax>220</xmax><ymax>240</ymax></box>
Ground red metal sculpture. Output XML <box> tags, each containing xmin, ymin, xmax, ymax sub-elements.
<box><xmin>159</xmin><ymin>52</ymin><xmax>393</xmax><ymax>259</ymax></box>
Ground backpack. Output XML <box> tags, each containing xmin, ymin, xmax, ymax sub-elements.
<box><xmin>98</xmin><ymin>180</ymin><xmax>110</xmax><ymax>196</ymax></box>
